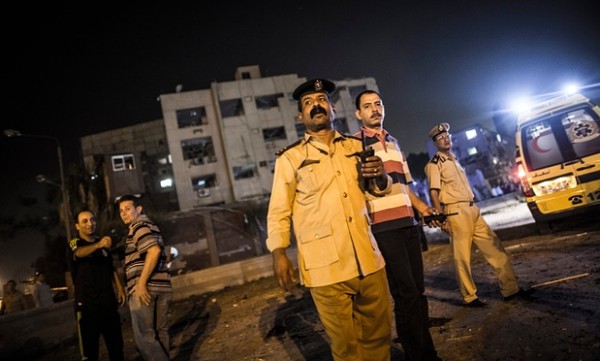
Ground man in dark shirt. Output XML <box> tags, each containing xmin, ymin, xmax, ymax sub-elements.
<box><xmin>68</xmin><ymin>209</ymin><xmax>125</xmax><ymax>361</ymax></box>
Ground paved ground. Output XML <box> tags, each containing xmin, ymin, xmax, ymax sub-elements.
<box><xmin>37</xmin><ymin>198</ymin><xmax>600</xmax><ymax>361</ymax></box>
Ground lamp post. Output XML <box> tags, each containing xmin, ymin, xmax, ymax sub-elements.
<box><xmin>3</xmin><ymin>129</ymin><xmax>72</xmax><ymax>242</ymax></box>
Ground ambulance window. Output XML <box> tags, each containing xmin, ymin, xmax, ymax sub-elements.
<box><xmin>523</xmin><ymin>120</ymin><xmax>564</xmax><ymax>170</ymax></box>
<box><xmin>561</xmin><ymin>109</ymin><xmax>600</xmax><ymax>158</ymax></box>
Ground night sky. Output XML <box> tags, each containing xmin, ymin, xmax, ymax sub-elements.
<box><xmin>1</xmin><ymin>1</ymin><xmax>599</xmax><ymax>282</ymax></box>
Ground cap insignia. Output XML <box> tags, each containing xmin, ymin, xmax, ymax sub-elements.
<box><xmin>314</xmin><ymin>80</ymin><xmax>323</xmax><ymax>91</ymax></box>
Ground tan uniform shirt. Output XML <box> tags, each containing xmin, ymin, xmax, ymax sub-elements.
<box><xmin>425</xmin><ymin>151</ymin><xmax>474</xmax><ymax>205</ymax></box>
<box><xmin>266</xmin><ymin>131</ymin><xmax>387</xmax><ymax>287</ymax></box>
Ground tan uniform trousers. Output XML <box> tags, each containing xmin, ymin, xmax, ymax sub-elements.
<box><xmin>445</xmin><ymin>202</ymin><xmax>519</xmax><ymax>303</ymax></box>
<box><xmin>310</xmin><ymin>268</ymin><xmax>392</xmax><ymax>361</ymax></box>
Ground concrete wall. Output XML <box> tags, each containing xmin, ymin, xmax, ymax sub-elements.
<box><xmin>0</xmin><ymin>248</ymin><xmax>298</xmax><ymax>358</ymax></box>
<box><xmin>0</xmin><ymin>299</ymin><xmax>77</xmax><ymax>358</ymax></box>
<box><xmin>172</xmin><ymin>248</ymin><xmax>297</xmax><ymax>301</ymax></box>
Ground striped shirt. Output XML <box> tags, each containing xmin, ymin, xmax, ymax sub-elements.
<box><xmin>124</xmin><ymin>214</ymin><xmax>172</xmax><ymax>295</ymax></box>
<box><xmin>354</xmin><ymin>127</ymin><xmax>416</xmax><ymax>233</ymax></box>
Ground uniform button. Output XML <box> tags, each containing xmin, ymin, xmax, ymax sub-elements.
<box><xmin>336</xmin><ymin>171</ymin><xmax>341</xmax><ymax>176</ymax></box>
<box><xmin>343</xmin><ymin>192</ymin><xmax>348</xmax><ymax>198</ymax></box>
<box><xmin>315</xmin><ymin>234</ymin><xmax>320</xmax><ymax>239</ymax></box>
<box><xmin>348</xmin><ymin>217</ymin><xmax>352</xmax><ymax>222</ymax></box>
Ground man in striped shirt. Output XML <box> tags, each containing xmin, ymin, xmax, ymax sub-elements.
<box><xmin>354</xmin><ymin>90</ymin><xmax>441</xmax><ymax>361</ymax></box>
<box><xmin>118</xmin><ymin>194</ymin><xmax>172</xmax><ymax>361</ymax></box>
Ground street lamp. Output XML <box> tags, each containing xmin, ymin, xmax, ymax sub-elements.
<box><xmin>3</xmin><ymin>129</ymin><xmax>72</xmax><ymax>241</ymax></box>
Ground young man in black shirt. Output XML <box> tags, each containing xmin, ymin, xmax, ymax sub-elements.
<box><xmin>68</xmin><ymin>209</ymin><xmax>125</xmax><ymax>361</ymax></box>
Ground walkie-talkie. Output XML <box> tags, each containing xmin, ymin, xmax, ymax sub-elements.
<box><xmin>360</xmin><ymin>130</ymin><xmax>375</xmax><ymax>191</ymax></box>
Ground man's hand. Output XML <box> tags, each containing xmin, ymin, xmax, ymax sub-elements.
<box><xmin>117</xmin><ymin>287</ymin><xmax>126</xmax><ymax>306</ymax></box>
<box><xmin>361</xmin><ymin>155</ymin><xmax>388</xmax><ymax>191</ymax></box>
<box><xmin>135</xmin><ymin>282</ymin><xmax>152</xmax><ymax>306</ymax></box>
<box><xmin>426</xmin><ymin>208</ymin><xmax>452</xmax><ymax>234</ymax></box>
<box><xmin>440</xmin><ymin>221</ymin><xmax>452</xmax><ymax>234</ymax></box>
<box><xmin>427</xmin><ymin>208</ymin><xmax>445</xmax><ymax>228</ymax></box>
<box><xmin>272</xmin><ymin>248</ymin><xmax>297</xmax><ymax>292</ymax></box>
<box><xmin>361</xmin><ymin>155</ymin><xmax>386</xmax><ymax>180</ymax></box>
<box><xmin>98</xmin><ymin>236</ymin><xmax>112</xmax><ymax>249</ymax></box>
<box><xmin>420</xmin><ymin>207</ymin><xmax>437</xmax><ymax>228</ymax></box>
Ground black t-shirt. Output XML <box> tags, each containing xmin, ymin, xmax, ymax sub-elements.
<box><xmin>68</xmin><ymin>236</ymin><xmax>118</xmax><ymax>311</ymax></box>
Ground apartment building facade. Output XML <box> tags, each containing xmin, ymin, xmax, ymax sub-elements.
<box><xmin>80</xmin><ymin>65</ymin><xmax>378</xmax><ymax>211</ymax></box>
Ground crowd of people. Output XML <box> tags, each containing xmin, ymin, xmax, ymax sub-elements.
<box><xmin>2</xmin><ymin>78</ymin><xmax>535</xmax><ymax>361</ymax></box>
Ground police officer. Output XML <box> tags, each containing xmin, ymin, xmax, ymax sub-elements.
<box><xmin>425</xmin><ymin>123</ymin><xmax>534</xmax><ymax>307</ymax></box>
<box><xmin>266</xmin><ymin>79</ymin><xmax>393</xmax><ymax>360</ymax></box>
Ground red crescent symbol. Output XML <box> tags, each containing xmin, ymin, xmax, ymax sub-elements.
<box><xmin>532</xmin><ymin>135</ymin><xmax>551</xmax><ymax>153</ymax></box>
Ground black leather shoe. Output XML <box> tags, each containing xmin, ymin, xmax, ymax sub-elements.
<box><xmin>465</xmin><ymin>298</ymin><xmax>487</xmax><ymax>307</ymax></box>
<box><xmin>504</xmin><ymin>288</ymin><xmax>536</xmax><ymax>302</ymax></box>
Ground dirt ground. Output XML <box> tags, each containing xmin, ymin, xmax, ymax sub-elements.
<box><xmin>38</xmin><ymin>211</ymin><xmax>599</xmax><ymax>361</ymax></box>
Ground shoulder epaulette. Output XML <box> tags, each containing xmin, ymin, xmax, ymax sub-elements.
<box><xmin>430</xmin><ymin>154</ymin><xmax>440</xmax><ymax>164</ymax></box>
<box><xmin>275</xmin><ymin>139</ymin><xmax>303</xmax><ymax>156</ymax></box>
<box><xmin>68</xmin><ymin>237</ymin><xmax>78</xmax><ymax>249</ymax></box>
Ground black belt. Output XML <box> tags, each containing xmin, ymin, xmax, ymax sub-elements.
<box><xmin>443</xmin><ymin>201</ymin><xmax>474</xmax><ymax>207</ymax></box>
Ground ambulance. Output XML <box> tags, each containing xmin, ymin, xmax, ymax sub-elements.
<box><xmin>515</xmin><ymin>92</ymin><xmax>600</xmax><ymax>232</ymax></box>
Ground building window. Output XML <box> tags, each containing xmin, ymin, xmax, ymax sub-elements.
<box><xmin>241</xmin><ymin>72</ymin><xmax>251</xmax><ymax>79</ymax></box>
<box><xmin>192</xmin><ymin>174</ymin><xmax>217</xmax><ymax>191</ymax></box>
<box><xmin>160</xmin><ymin>178</ymin><xmax>173</xmax><ymax>188</ymax></box>
<box><xmin>262</xmin><ymin>126</ymin><xmax>287</xmax><ymax>142</ymax></box>
<box><xmin>157</xmin><ymin>155</ymin><xmax>172</xmax><ymax>165</ymax></box>
<box><xmin>233</xmin><ymin>164</ymin><xmax>257</xmax><ymax>180</ymax></box>
<box><xmin>112</xmin><ymin>154</ymin><xmax>135</xmax><ymax>172</ymax></box>
<box><xmin>465</xmin><ymin>129</ymin><xmax>478</xmax><ymax>140</ymax></box>
<box><xmin>334</xmin><ymin>117</ymin><xmax>350</xmax><ymax>134</ymax></box>
<box><xmin>267</xmin><ymin>160</ymin><xmax>275</xmax><ymax>173</ymax></box>
<box><xmin>176</xmin><ymin>106</ymin><xmax>208</xmax><ymax>128</ymax></box>
<box><xmin>219</xmin><ymin>98</ymin><xmax>244</xmax><ymax>117</ymax></box>
<box><xmin>255</xmin><ymin>93</ymin><xmax>284</xmax><ymax>109</ymax></box>
<box><xmin>181</xmin><ymin>137</ymin><xmax>217</xmax><ymax>164</ymax></box>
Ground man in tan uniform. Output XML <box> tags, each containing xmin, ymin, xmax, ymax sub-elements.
<box><xmin>267</xmin><ymin>79</ymin><xmax>393</xmax><ymax>360</ymax></box>
<box><xmin>424</xmin><ymin>123</ymin><xmax>534</xmax><ymax>307</ymax></box>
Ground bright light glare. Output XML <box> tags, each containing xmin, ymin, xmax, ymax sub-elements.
<box><xmin>563</xmin><ymin>83</ymin><xmax>579</xmax><ymax>94</ymax></box>
<box><xmin>510</xmin><ymin>98</ymin><xmax>532</xmax><ymax>115</ymax></box>
<box><xmin>517</xmin><ymin>165</ymin><xmax>526</xmax><ymax>179</ymax></box>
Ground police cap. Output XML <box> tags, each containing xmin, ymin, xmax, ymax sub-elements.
<box><xmin>292</xmin><ymin>79</ymin><xmax>336</xmax><ymax>100</ymax></box>
<box><xmin>428</xmin><ymin>123</ymin><xmax>450</xmax><ymax>140</ymax></box>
